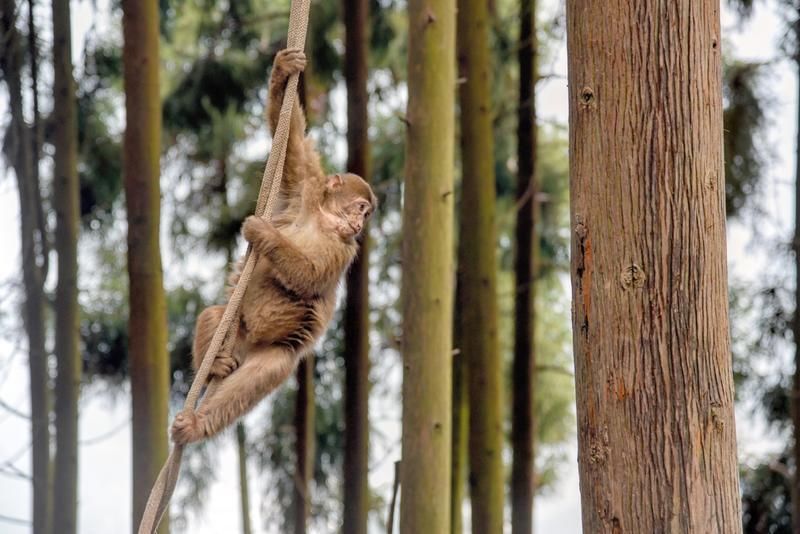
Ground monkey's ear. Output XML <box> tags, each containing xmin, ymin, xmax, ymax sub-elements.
<box><xmin>327</xmin><ymin>173</ymin><xmax>344</xmax><ymax>190</ymax></box>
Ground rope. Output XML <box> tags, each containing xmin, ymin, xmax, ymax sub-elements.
<box><xmin>136</xmin><ymin>0</ymin><xmax>311</xmax><ymax>530</ymax></box>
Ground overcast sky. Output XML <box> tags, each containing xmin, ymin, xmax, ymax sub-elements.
<box><xmin>0</xmin><ymin>1</ymin><xmax>797</xmax><ymax>533</ymax></box>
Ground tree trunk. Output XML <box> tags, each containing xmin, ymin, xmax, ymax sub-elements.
<box><xmin>456</xmin><ymin>0</ymin><xmax>503</xmax><ymax>530</ymax></box>
<box><xmin>28</xmin><ymin>0</ymin><xmax>48</xmax><ymax>278</ymax></box>
<box><xmin>566</xmin><ymin>1</ymin><xmax>742</xmax><ymax>531</ymax></box>
<box><xmin>791</xmin><ymin>53</ymin><xmax>800</xmax><ymax>534</ymax></box>
<box><xmin>450</xmin><ymin>305</ymin><xmax>468</xmax><ymax>534</ymax></box>
<box><xmin>293</xmin><ymin>354</ymin><xmax>315</xmax><ymax>534</ymax></box>
<box><xmin>400</xmin><ymin>0</ymin><xmax>455</xmax><ymax>528</ymax></box>
<box><xmin>52</xmin><ymin>3</ymin><xmax>81</xmax><ymax>532</ymax></box>
<box><xmin>122</xmin><ymin>2</ymin><xmax>170</xmax><ymax>533</ymax></box>
<box><xmin>0</xmin><ymin>5</ymin><xmax>51</xmax><ymax>532</ymax></box>
<box><xmin>342</xmin><ymin>0</ymin><xmax>371</xmax><ymax>529</ymax></box>
<box><xmin>236</xmin><ymin>422</ymin><xmax>253</xmax><ymax>534</ymax></box>
<box><xmin>511</xmin><ymin>0</ymin><xmax>537</xmax><ymax>531</ymax></box>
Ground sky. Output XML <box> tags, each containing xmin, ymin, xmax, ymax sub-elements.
<box><xmin>0</xmin><ymin>1</ymin><xmax>798</xmax><ymax>533</ymax></box>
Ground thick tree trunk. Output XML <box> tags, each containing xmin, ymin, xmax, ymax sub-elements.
<box><xmin>456</xmin><ymin>0</ymin><xmax>503</xmax><ymax>530</ymax></box>
<box><xmin>293</xmin><ymin>354</ymin><xmax>315</xmax><ymax>534</ymax></box>
<box><xmin>511</xmin><ymin>0</ymin><xmax>537</xmax><ymax>531</ymax></box>
<box><xmin>122</xmin><ymin>2</ymin><xmax>170</xmax><ymax>533</ymax></box>
<box><xmin>400</xmin><ymin>0</ymin><xmax>455</xmax><ymax>528</ymax></box>
<box><xmin>0</xmin><ymin>5</ymin><xmax>51</xmax><ymax>533</ymax></box>
<box><xmin>791</xmin><ymin>55</ymin><xmax>800</xmax><ymax>534</ymax></box>
<box><xmin>566</xmin><ymin>1</ymin><xmax>742</xmax><ymax>532</ymax></box>
<box><xmin>342</xmin><ymin>0</ymin><xmax>371</xmax><ymax>529</ymax></box>
<box><xmin>52</xmin><ymin>3</ymin><xmax>81</xmax><ymax>533</ymax></box>
<box><xmin>236</xmin><ymin>422</ymin><xmax>253</xmax><ymax>534</ymax></box>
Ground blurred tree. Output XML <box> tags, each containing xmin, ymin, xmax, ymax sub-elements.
<box><xmin>567</xmin><ymin>0</ymin><xmax>742</xmax><ymax>531</ymax></box>
<box><xmin>342</xmin><ymin>0</ymin><xmax>371</xmax><ymax>529</ymax></box>
<box><xmin>511</xmin><ymin>0</ymin><xmax>538</xmax><ymax>531</ymax></box>
<box><xmin>456</xmin><ymin>0</ymin><xmax>504</xmax><ymax>530</ymax></box>
<box><xmin>725</xmin><ymin>2</ymin><xmax>800</xmax><ymax>530</ymax></box>
<box><xmin>0</xmin><ymin>3</ymin><xmax>51</xmax><ymax>532</ymax></box>
<box><xmin>400</xmin><ymin>0</ymin><xmax>456</xmax><ymax>529</ymax></box>
<box><xmin>122</xmin><ymin>1</ymin><xmax>171</xmax><ymax>532</ymax></box>
<box><xmin>236</xmin><ymin>422</ymin><xmax>254</xmax><ymax>534</ymax></box>
<box><xmin>293</xmin><ymin>354</ymin><xmax>315</xmax><ymax>534</ymax></box>
<box><xmin>742</xmin><ymin>455</ymin><xmax>793</xmax><ymax>534</ymax></box>
<box><xmin>52</xmin><ymin>2</ymin><xmax>81</xmax><ymax>532</ymax></box>
<box><xmin>723</xmin><ymin>61</ymin><xmax>769</xmax><ymax>217</ymax></box>
<box><xmin>451</xmin><ymin>282</ymin><xmax>468</xmax><ymax>534</ymax></box>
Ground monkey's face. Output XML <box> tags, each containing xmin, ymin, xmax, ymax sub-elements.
<box><xmin>324</xmin><ymin>173</ymin><xmax>377</xmax><ymax>239</ymax></box>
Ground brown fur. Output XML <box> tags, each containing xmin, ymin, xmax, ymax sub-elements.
<box><xmin>172</xmin><ymin>48</ymin><xmax>377</xmax><ymax>445</ymax></box>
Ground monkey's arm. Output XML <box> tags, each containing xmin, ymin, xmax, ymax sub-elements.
<box><xmin>268</xmin><ymin>49</ymin><xmax>325</xmax><ymax>200</ymax></box>
<box><xmin>243</xmin><ymin>216</ymin><xmax>332</xmax><ymax>297</ymax></box>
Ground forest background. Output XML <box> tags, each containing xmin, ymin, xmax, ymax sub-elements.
<box><xmin>0</xmin><ymin>0</ymin><xmax>796</xmax><ymax>532</ymax></box>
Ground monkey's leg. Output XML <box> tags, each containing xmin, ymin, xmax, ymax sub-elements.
<box><xmin>193</xmin><ymin>305</ymin><xmax>239</xmax><ymax>381</ymax></box>
<box><xmin>171</xmin><ymin>345</ymin><xmax>299</xmax><ymax>444</ymax></box>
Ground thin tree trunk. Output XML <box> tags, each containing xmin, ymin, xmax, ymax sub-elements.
<box><xmin>342</xmin><ymin>0</ymin><xmax>370</xmax><ymax>529</ymax></box>
<box><xmin>450</xmin><ymin>308</ymin><xmax>468</xmax><ymax>534</ymax></box>
<box><xmin>791</xmin><ymin>52</ymin><xmax>800</xmax><ymax>534</ymax></box>
<box><xmin>236</xmin><ymin>422</ymin><xmax>253</xmax><ymax>534</ymax></box>
<box><xmin>0</xmin><ymin>5</ymin><xmax>51</xmax><ymax>532</ymax></box>
<box><xmin>28</xmin><ymin>0</ymin><xmax>48</xmax><ymax>278</ymax></box>
<box><xmin>122</xmin><ymin>2</ymin><xmax>170</xmax><ymax>533</ymax></box>
<box><xmin>566</xmin><ymin>1</ymin><xmax>742</xmax><ymax>531</ymax></box>
<box><xmin>400</xmin><ymin>0</ymin><xmax>455</xmax><ymax>528</ymax></box>
<box><xmin>52</xmin><ymin>3</ymin><xmax>81</xmax><ymax>532</ymax></box>
<box><xmin>455</xmin><ymin>0</ymin><xmax>503</xmax><ymax>530</ymax></box>
<box><xmin>293</xmin><ymin>354</ymin><xmax>315</xmax><ymax>534</ymax></box>
<box><xmin>511</xmin><ymin>0</ymin><xmax>537</xmax><ymax>530</ymax></box>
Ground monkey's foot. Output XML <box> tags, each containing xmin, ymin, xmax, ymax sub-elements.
<box><xmin>210</xmin><ymin>355</ymin><xmax>238</xmax><ymax>380</ymax></box>
<box><xmin>171</xmin><ymin>412</ymin><xmax>205</xmax><ymax>445</ymax></box>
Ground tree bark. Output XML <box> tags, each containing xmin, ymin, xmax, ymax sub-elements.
<box><xmin>566</xmin><ymin>1</ymin><xmax>742</xmax><ymax>532</ymax></box>
<box><xmin>456</xmin><ymin>0</ymin><xmax>503</xmax><ymax>530</ymax></box>
<box><xmin>293</xmin><ymin>354</ymin><xmax>315</xmax><ymax>534</ymax></box>
<box><xmin>122</xmin><ymin>2</ymin><xmax>170</xmax><ymax>533</ymax></box>
<box><xmin>511</xmin><ymin>0</ymin><xmax>537</xmax><ymax>531</ymax></box>
<box><xmin>236</xmin><ymin>422</ymin><xmax>253</xmax><ymax>534</ymax></box>
<box><xmin>342</xmin><ymin>0</ymin><xmax>371</xmax><ymax>529</ymax></box>
<box><xmin>0</xmin><ymin>4</ymin><xmax>51</xmax><ymax>532</ymax></box>
<box><xmin>52</xmin><ymin>3</ymin><xmax>81</xmax><ymax>532</ymax></box>
<box><xmin>400</xmin><ymin>0</ymin><xmax>455</xmax><ymax>528</ymax></box>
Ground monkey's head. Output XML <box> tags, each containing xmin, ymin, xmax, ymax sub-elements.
<box><xmin>319</xmin><ymin>173</ymin><xmax>377</xmax><ymax>240</ymax></box>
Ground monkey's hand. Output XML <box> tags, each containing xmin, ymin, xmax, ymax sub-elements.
<box><xmin>271</xmin><ymin>48</ymin><xmax>307</xmax><ymax>87</ymax></box>
<box><xmin>242</xmin><ymin>215</ymin><xmax>277</xmax><ymax>248</ymax></box>
<box><xmin>171</xmin><ymin>411</ymin><xmax>205</xmax><ymax>445</ymax></box>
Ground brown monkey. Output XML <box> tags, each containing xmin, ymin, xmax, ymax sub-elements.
<box><xmin>171</xmin><ymin>48</ymin><xmax>376</xmax><ymax>445</ymax></box>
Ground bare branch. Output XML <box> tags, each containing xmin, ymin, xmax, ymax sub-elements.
<box><xmin>0</xmin><ymin>513</ymin><xmax>30</xmax><ymax>526</ymax></box>
<box><xmin>0</xmin><ymin>397</ymin><xmax>29</xmax><ymax>419</ymax></box>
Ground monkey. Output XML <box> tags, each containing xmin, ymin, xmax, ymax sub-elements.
<box><xmin>171</xmin><ymin>48</ymin><xmax>377</xmax><ymax>445</ymax></box>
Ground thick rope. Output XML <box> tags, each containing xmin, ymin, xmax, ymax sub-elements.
<box><xmin>136</xmin><ymin>0</ymin><xmax>311</xmax><ymax>531</ymax></box>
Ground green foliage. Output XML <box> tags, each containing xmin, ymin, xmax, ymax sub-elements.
<box><xmin>741</xmin><ymin>456</ymin><xmax>793</xmax><ymax>533</ymax></box>
<box><xmin>728</xmin><ymin>0</ymin><xmax>757</xmax><ymax>18</ymax></box>
<box><xmin>723</xmin><ymin>61</ymin><xmax>770</xmax><ymax>217</ymax></box>
<box><xmin>75</xmin><ymin>41</ymin><xmax>124</xmax><ymax>225</ymax></box>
